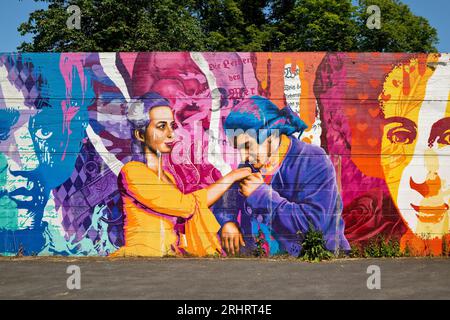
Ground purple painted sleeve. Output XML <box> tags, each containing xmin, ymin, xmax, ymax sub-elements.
<box><xmin>211</xmin><ymin>183</ymin><xmax>241</xmax><ymax>227</ymax></box>
<box><xmin>245</xmin><ymin>153</ymin><xmax>343</xmax><ymax>250</ymax></box>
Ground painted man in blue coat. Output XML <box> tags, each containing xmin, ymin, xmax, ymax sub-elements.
<box><xmin>212</xmin><ymin>96</ymin><xmax>350</xmax><ymax>257</ymax></box>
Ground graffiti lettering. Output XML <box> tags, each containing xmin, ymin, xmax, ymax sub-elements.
<box><xmin>228</xmin><ymin>74</ymin><xmax>241</xmax><ymax>81</ymax></box>
<box><xmin>222</xmin><ymin>57</ymin><xmax>255</xmax><ymax>70</ymax></box>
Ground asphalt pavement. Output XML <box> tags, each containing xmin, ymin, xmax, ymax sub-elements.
<box><xmin>0</xmin><ymin>257</ymin><xmax>449</xmax><ymax>299</ymax></box>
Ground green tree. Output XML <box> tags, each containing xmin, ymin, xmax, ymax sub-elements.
<box><xmin>275</xmin><ymin>0</ymin><xmax>359</xmax><ymax>51</ymax></box>
<box><xmin>18</xmin><ymin>0</ymin><xmax>207</xmax><ymax>51</ymax></box>
<box><xmin>356</xmin><ymin>0</ymin><xmax>438</xmax><ymax>52</ymax></box>
<box><xmin>190</xmin><ymin>0</ymin><xmax>273</xmax><ymax>51</ymax></box>
<box><xmin>17</xmin><ymin>0</ymin><xmax>439</xmax><ymax>52</ymax></box>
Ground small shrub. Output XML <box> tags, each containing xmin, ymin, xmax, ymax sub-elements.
<box><xmin>349</xmin><ymin>243</ymin><xmax>363</xmax><ymax>258</ymax></box>
<box><xmin>442</xmin><ymin>235</ymin><xmax>449</xmax><ymax>257</ymax></box>
<box><xmin>364</xmin><ymin>238</ymin><xmax>381</xmax><ymax>258</ymax></box>
<box><xmin>380</xmin><ymin>238</ymin><xmax>402</xmax><ymax>258</ymax></box>
<box><xmin>204</xmin><ymin>252</ymin><xmax>221</xmax><ymax>259</ymax></box>
<box><xmin>419</xmin><ymin>233</ymin><xmax>434</xmax><ymax>257</ymax></box>
<box><xmin>403</xmin><ymin>242</ymin><xmax>411</xmax><ymax>257</ymax></box>
<box><xmin>363</xmin><ymin>235</ymin><xmax>402</xmax><ymax>258</ymax></box>
<box><xmin>253</xmin><ymin>229</ymin><xmax>267</xmax><ymax>258</ymax></box>
<box><xmin>298</xmin><ymin>225</ymin><xmax>333</xmax><ymax>262</ymax></box>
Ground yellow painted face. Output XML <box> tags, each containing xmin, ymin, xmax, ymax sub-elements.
<box><xmin>380</xmin><ymin>54</ymin><xmax>450</xmax><ymax>238</ymax></box>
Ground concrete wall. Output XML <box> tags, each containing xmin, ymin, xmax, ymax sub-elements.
<box><xmin>0</xmin><ymin>52</ymin><xmax>448</xmax><ymax>256</ymax></box>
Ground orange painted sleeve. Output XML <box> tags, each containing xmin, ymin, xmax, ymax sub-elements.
<box><xmin>119</xmin><ymin>161</ymin><xmax>207</xmax><ymax>219</ymax></box>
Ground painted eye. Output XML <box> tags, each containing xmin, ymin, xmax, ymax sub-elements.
<box><xmin>437</xmin><ymin>130</ymin><xmax>450</xmax><ymax>146</ymax></box>
<box><xmin>35</xmin><ymin>128</ymin><xmax>53</xmax><ymax>140</ymax></box>
<box><xmin>387</xmin><ymin>127</ymin><xmax>415</xmax><ymax>145</ymax></box>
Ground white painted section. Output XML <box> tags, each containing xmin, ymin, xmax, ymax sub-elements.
<box><xmin>92</xmin><ymin>53</ymin><xmax>131</xmax><ymax>174</ymax></box>
<box><xmin>98</xmin><ymin>52</ymin><xmax>131</xmax><ymax>101</ymax></box>
<box><xmin>283</xmin><ymin>63</ymin><xmax>301</xmax><ymax>114</ymax></box>
<box><xmin>0</xmin><ymin>65</ymin><xmax>31</xmax><ymax>110</ymax></box>
<box><xmin>191</xmin><ymin>52</ymin><xmax>232</xmax><ymax>175</ymax></box>
<box><xmin>86</xmin><ymin>125</ymin><xmax>123</xmax><ymax>175</ymax></box>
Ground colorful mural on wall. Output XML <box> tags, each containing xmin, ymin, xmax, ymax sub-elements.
<box><xmin>0</xmin><ymin>52</ymin><xmax>448</xmax><ymax>257</ymax></box>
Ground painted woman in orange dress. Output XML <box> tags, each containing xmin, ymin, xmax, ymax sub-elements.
<box><xmin>110</xmin><ymin>93</ymin><xmax>251</xmax><ymax>257</ymax></box>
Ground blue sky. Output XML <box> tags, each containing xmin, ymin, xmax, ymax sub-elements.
<box><xmin>406</xmin><ymin>0</ymin><xmax>450</xmax><ymax>52</ymax></box>
<box><xmin>0</xmin><ymin>0</ymin><xmax>448</xmax><ymax>52</ymax></box>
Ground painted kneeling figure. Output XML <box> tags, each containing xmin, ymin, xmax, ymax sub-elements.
<box><xmin>213</xmin><ymin>96</ymin><xmax>350</xmax><ymax>257</ymax></box>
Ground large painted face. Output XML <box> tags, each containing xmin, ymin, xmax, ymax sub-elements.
<box><xmin>136</xmin><ymin>106</ymin><xmax>177</xmax><ymax>155</ymax></box>
<box><xmin>380</xmin><ymin>54</ymin><xmax>450</xmax><ymax>239</ymax></box>
<box><xmin>0</xmin><ymin>54</ymin><xmax>90</xmax><ymax>231</ymax></box>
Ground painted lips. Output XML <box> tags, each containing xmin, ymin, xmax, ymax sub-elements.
<box><xmin>411</xmin><ymin>203</ymin><xmax>449</xmax><ymax>223</ymax></box>
<box><xmin>165</xmin><ymin>141</ymin><xmax>176</xmax><ymax>148</ymax></box>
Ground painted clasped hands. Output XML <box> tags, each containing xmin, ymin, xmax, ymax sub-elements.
<box><xmin>221</xmin><ymin>171</ymin><xmax>265</xmax><ymax>256</ymax></box>
<box><xmin>239</xmin><ymin>172</ymin><xmax>264</xmax><ymax>197</ymax></box>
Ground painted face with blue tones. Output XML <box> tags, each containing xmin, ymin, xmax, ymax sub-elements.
<box><xmin>0</xmin><ymin>54</ymin><xmax>93</xmax><ymax>254</ymax></box>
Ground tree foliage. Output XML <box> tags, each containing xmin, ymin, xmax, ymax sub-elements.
<box><xmin>18</xmin><ymin>0</ymin><xmax>207</xmax><ymax>51</ymax></box>
<box><xmin>18</xmin><ymin>0</ymin><xmax>439</xmax><ymax>52</ymax></box>
<box><xmin>356</xmin><ymin>0</ymin><xmax>438</xmax><ymax>52</ymax></box>
<box><xmin>275</xmin><ymin>0</ymin><xmax>359</xmax><ymax>51</ymax></box>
